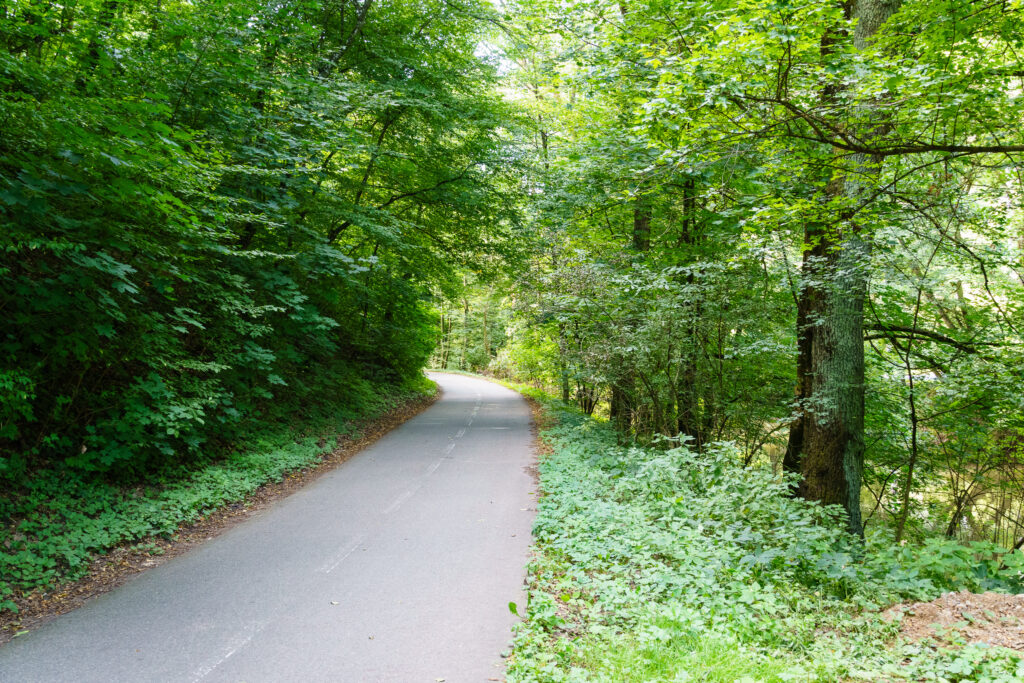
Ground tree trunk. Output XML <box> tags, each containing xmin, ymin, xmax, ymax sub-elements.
<box><xmin>559</xmin><ymin>362</ymin><xmax>571</xmax><ymax>403</ymax></box>
<box><xmin>481</xmin><ymin>291</ymin><xmax>491</xmax><ymax>366</ymax></box>
<box><xmin>798</xmin><ymin>222</ymin><xmax>870</xmax><ymax>534</ymax></box>
<box><xmin>676</xmin><ymin>363</ymin><xmax>702</xmax><ymax>449</ymax></box>
<box><xmin>783</xmin><ymin>260</ymin><xmax>817</xmax><ymax>476</ymax></box>
<box><xmin>441</xmin><ymin>313</ymin><xmax>451</xmax><ymax>368</ymax></box>
<box><xmin>78</xmin><ymin>0</ymin><xmax>119</xmax><ymax>91</ymax></box>
<box><xmin>787</xmin><ymin>0</ymin><xmax>901</xmax><ymax>537</ymax></box>
<box><xmin>613</xmin><ymin>196</ymin><xmax>651</xmax><ymax>435</ymax></box>
<box><xmin>632</xmin><ymin>199</ymin><xmax>651</xmax><ymax>252</ymax></box>
<box><xmin>610</xmin><ymin>378</ymin><xmax>633</xmax><ymax>439</ymax></box>
<box><xmin>673</xmin><ymin>176</ymin><xmax>705</xmax><ymax>448</ymax></box>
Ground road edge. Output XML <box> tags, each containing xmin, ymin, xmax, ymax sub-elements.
<box><xmin>0</xmin><ymin>384</ymin><xmax>441</xmax><ymax>645</ymax></box>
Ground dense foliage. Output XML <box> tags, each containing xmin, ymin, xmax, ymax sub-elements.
<box><xmin>490</xmin><ymin>0</ymin><xmax>1024</xmax><ymax>545</ymax></box>
<box><xmin>508</xmin><ymin>388</ymin><xmax>1024</xmax><ymax>682</ymax></box>
<box><xmin>0</xmin><ymin>0</ymin><xmax>516</xmax><ymax>479</ymax></box>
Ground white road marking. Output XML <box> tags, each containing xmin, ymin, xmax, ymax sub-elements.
<box><xmin>384</xmin><ymin>488</ymin><xmax>418</xmax><ymax>515</ymax></box>
<box><xmin>318</xmin><ymin>534</ymin><xmax>368</xmax><ymax>574</ymax></box>
<box><xmin>190</xmin><ymin>621</ymin><xmax>266</xmax><ymax>682</ymax></box>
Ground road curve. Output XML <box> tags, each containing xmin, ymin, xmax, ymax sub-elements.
<box><xmin>0</xmin><ymin>373</ymin><xmax>536</xmax><ymax>683</ymax></box>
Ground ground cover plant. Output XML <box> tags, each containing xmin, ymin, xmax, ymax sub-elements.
<box><xmin>0</xmin><ymin>375</ymin><xmax>434</xmax><ymax>616</ymax></box>
<box><xmin>507</xmin><ymin>387</ymin><xmax>1024</xmax><ymax>682</ymax></box>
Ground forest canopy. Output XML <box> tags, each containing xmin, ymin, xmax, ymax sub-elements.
<box><xmin>1</xmin><ymin>0</ymin><xmax>519</xmax><ymax>476</ymax></box>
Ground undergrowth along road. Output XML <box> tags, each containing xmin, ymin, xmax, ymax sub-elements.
<box><xmin>1</xmin><ymin>375</ymin><xmax>436</xmax><ymax>639</ymax></box>
<box><xmin>505</xmin><ymin>385</ymin><xmax>1024</xmax><ymax>683</ymax></box>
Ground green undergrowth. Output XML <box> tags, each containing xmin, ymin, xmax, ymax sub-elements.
<box><xmin>0</xmin><ymin>375</ymin><xmax>435</xmax><ymax>615</ymax></box>
<box><xmin>506</xmin><ymin>385</ymin><xmax>1024</xmax><ymax>682</ymax></box>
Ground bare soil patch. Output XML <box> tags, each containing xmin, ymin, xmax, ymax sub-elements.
<box><xmin>886</xmin><ymin>590</ymin><xmax>1024</xmax><ymax>651</ymax></box>
<box><xmin>0</xmin><ymin>389</ymin><xmax>438</xmax><ymax>646</ymax></box>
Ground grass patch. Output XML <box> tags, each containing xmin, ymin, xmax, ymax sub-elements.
<box><xmin>0</xmin><ymin>374</ymin><xmax>435</xmax><ymax>615</ymax></box>
<box><xmin>506</xmin><ymin>385</ymin><xmax>1024</xmax><ymax>682</ymax></box>
<box><xmin>576</xmin><ymin>632</ymin><xmax>793</xmax><ymax>682</ymax></box>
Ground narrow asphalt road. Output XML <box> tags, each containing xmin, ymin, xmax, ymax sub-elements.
<box><xmin>0</xmin><ymin>373</ymin><xmax>536</xmax><ymax>683</ymax></box>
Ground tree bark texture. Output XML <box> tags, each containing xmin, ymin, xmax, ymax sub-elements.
<box><xmin>787</xmin><ymin>0</ymin><xmax>901</xmax><ymax>536</ymax></box>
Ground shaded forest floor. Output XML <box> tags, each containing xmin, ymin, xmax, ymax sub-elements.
<box><xmin>0</xmin><ymin>384</ymin><xmax>437</xmax><ymax>645</ymax></box>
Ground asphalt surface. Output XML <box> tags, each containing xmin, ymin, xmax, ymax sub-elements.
<box><xmin>0</xmin><ymin>373</ymin><xmax>536</xmax><ymax>683</ymax></box>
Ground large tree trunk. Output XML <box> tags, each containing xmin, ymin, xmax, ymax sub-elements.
<box><xmin>798</xmin><ymin>219</ymin><xmax>870</xmax><ymax>534</ymax></box>
<box><xmin>786</xmin><ymin>0</ymin><xmax>901</xmax><ymax>536</ymax></box>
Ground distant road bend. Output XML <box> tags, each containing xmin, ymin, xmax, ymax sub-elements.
<box><xmin>0</xmin><ymin>373</ymin><xmax>536</xmax><ymax>683</ymax></box>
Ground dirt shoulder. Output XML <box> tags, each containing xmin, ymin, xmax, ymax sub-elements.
<box><xmin>0</xmin><ymin>388</ymin><xmax>438</xmax><ymax>646</ymax></box>
<box><xmin>886</xmin><ymin>590</ymin><xmax>1024</xmax><ymax>652</ymax></box>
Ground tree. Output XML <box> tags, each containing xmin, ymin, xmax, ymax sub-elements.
<box><xmin>504</xmin><ymin>0</ymin><xmax>1024</xmax><ymax>540</ymax></box>
<box><xmin>0</xmin><ymin>0</ymin><xmax>517</xmax><ymax>476</ymax></box>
